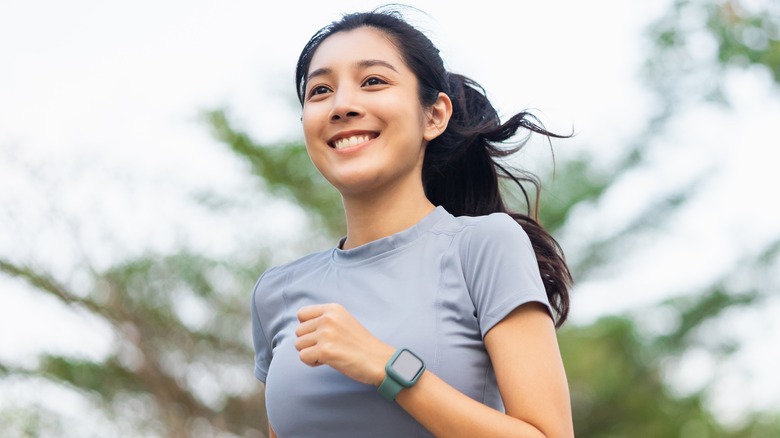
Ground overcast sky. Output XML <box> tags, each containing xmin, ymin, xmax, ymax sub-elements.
<box><xmin>2</xmin><ymin>0</ymin><xmax>779</xmax><ymax>427</ymax></box>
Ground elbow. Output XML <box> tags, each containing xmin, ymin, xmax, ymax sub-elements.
<box><xmin>538</xmin><ymin>420</ymin><xmax>574</xmax><ymax>438</ymax></box>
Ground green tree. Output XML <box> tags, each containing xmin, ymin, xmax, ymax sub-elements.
<box><xmin>556</xmin><ymin>0</ymin><xmax>780</xmax><ymax>435</ymax></box>
<box><xmin>0</xmin><ymin>252</ymin><xmax>268</xmax><ymax>437</ymax></box>
<box><xmin>1</xmin><ymin>1</ymin><xmax>778</xmax><ymax>436</ymax></box>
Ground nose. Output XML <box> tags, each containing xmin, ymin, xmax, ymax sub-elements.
<box><xmin>329</xmin><ymin>88</ymin><xmax>362</xmax><ymax>122</ymax></box>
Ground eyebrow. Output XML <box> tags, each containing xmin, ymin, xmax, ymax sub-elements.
<box><xmin>306</xmin><ymin>59</ymin><xmax>399</xmax><ymax>82</ymax></box>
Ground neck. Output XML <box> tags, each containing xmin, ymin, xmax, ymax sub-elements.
<box><xmin>340</xmin><ymin>180</ymin><xmax>435</xmax><ymax>250</ymax></box>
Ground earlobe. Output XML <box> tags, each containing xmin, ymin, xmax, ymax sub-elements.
<box><xmin>423</xmin><ymin>92</ymin><xmax>453</xmax><ymax>141</ymax></box>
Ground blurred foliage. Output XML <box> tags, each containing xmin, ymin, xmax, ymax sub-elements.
<box><xmin>206</xmin><ymin>110</ymin><xmax>345</xmax><ymax>237</ymax></box>
<box><xmin>645</xmin><ymin>0</ymin><xmax>780</xmax><ymax>106</ymax></box>
<box><xmin>563</xmin><ymin>315</ymin><xmax>728</xmax><ymax>437</ymax></box>
<box><xmin>1</xmin><ymin>0</ymin><xmax>779</xmax><ymax>436</ymax></box>
<box><xmin>536</xmin><ymin>154</ymin><xmax>611</xmax><ymax>232</ymax></box>
<box><xmin>710</xmin><ymin>4</ymin><xmax>780</xmax><ymax>81</ymax></box>
<box><xmin>0</xmin><ymin>254</ymin><xmax>268</xmax><ymax>437</ymax></box>
<box><xmin>565</xmin><ymin>266</ymin><xmax>779</xmax><ymax>437</ymax></box>
<box><xmin>0</xmin><ymin>405</ymin><xmax>64</xmax><ymax>437</ymax></box>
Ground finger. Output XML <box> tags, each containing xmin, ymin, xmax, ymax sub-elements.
<box><xmin>298</xmin><ymin>345</ymin><xmax>325</xmax><ymax>367</ymax></box>
<box><xmin>294</xmin><ymin>332</ymin><xmax>318</xmax><ymax>352</ymax></box>
<box><xmin>294</xmin><ymin>319</ymin><xmax>318</xmax><ymax>338</ymax></box>
<box><xmin>297</xmin><ymin>304</ymin><xmax>328</xmax><ymax>323</ymax></box>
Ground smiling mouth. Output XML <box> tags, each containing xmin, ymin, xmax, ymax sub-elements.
<box><xmin>329</xmin><ymin>133</ymin><xmax>378</xmax><ymax>150</ymax></box>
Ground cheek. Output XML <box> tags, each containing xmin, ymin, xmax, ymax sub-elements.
<box><xmin>383</xmin><ymin>96</ymin><xmax>427</xmax><ymax>133</ymax></box>
<box><xmin>301</xmin><ymin>112</ymin><xmax>318</xmax><ymax>142</ymax></box>
<box><xmin>300</xmin><ymin>117</ymin><xmax>328</xmax><ymax>172</ymax></box>
<box><xmin>301</xmin><ymin>100</ymin><xmax>329</xmax><ymax>134</ymax></box>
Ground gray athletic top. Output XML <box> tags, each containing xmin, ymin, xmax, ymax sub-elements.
<box><xmin>251</xmin><ymin>206</ymin><xmax>551</xmax><ymax>437</ymax></box>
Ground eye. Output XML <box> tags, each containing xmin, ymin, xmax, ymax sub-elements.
<box><xmin>362</xmin><ymin>76</ymin><xmax>387</xmax><ymax>87</ymax></box>
<box><xmin>307</xmin><ymin>85</ymin><xmax>331</xmax><ymax>100</ymax></box>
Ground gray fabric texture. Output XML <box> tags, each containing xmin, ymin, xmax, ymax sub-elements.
<box><xmin>251</xmin><ymin>206</ymin><xmax>550</xmax><ymax>437</ymax></box>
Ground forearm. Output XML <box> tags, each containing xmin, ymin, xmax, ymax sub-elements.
<box><xmin>395</xmin><ymin>370</ymin><xmax>551</xmax><ymax>438</ymax></box>
<box><xmin>294</xmin><ymin>303</ymin><xmax>572</xmax><ymax>437</ymax></box>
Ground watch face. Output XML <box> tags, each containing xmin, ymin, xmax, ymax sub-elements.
<box><xmin>392</xmin><ymin>350</ymin><xmax>423</xmax><ymax>381</ymax></box>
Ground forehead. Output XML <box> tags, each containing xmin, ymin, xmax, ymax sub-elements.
<box><xmin>308</xmin><ymin>27</ymin><xmax>406</xmax><ymax>74</ymax></box>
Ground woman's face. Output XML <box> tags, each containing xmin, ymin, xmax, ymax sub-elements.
<box><xmin>301</xmin><ymin>26</ymin><xmax>438</xmax><ymax>198</ymax></box>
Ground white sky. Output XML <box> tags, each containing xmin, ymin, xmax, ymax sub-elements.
<box><xmin>1</xmin><ymin>0</ymin><xmax>779</xmax><ymax>429</ymax></box>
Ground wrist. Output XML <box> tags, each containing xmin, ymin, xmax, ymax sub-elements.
<box><xmin>374</xmin><ymin>347</ymin><xmax>396</xmax><ymax>387</ymax></box>
<box><xmin>377</xmin><ymin>348</ymin><xmax>426</xmax><ymax>402</ymax></box>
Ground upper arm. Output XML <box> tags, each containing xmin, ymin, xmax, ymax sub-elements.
<box><xmin>484</xmin><ymin>302</ymin><xmax>573</xmax><ymax>437</ymax></box>
<box><xmin>462</xmin><ymin>214</ymin><xmax>552</xmax><ymax>338</ymax></box>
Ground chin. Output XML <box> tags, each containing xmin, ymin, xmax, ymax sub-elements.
<box><xmin>330</xmin><ymin>173</ymin><xmax>386</xmax><ymax>197</ymax></box>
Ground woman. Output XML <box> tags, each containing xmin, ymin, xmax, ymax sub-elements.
<box><xmin>251</xmin><ymin>9</ymin><xmax>574</xmax><ymax>437</ymax></box>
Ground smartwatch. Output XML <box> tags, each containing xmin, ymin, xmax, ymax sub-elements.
<box><xmin>377</xmin><ymin>348</ymin><xmax>426</xmax><ymax>401</ymax></box>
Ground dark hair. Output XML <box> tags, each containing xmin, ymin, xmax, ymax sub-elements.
<box><xmin>295</xmin><ymin>9</ymin><xmax>572</xmax><ymax>327</ymax></box>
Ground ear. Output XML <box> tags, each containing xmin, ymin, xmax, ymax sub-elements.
<box><xmin>423</xmin><ymin>92</ymin><xmax>453</xmax><ymax>141</ymax></box>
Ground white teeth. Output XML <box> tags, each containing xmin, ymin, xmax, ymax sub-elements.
<box><xmin>333</xmin><ymin>135</ymin><xmax>372</xmax><ymax>149</ymax></box>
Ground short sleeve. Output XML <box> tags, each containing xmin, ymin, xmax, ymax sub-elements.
<box><xmin>462</xmin><ymin>213</ymin><xmax>551</xmax><ymax>338</ymax></box>
<box><xmin>251</xmin><ymin>276</ymin><xmax>272</xmax><ymax>382</ymax></box>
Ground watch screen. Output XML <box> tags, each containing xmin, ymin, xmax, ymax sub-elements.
<box><xmin>393</xmin><ymin>350</ymin><xmax>423</xmax><ymax>381</ymax></box>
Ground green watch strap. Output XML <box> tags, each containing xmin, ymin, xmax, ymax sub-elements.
<box><xmin>377</xmin><ymin>348</ymin><xmax>425</xmax><ymax>402</ymax></box>
<box><xmin>377</xmin><ymin>374</ymin><xmax>405</xmax><ymax>401</ymax></box>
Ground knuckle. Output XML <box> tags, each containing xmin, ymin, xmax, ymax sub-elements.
<box><xmin>319</xmin><ymin>348</ymin><xmax>333</xmax><ymax>363</ymax></box>
<box><xmin>319</xmin><ymin>326</ymin><xmax>334</xmax><ymax>339</ymax></box>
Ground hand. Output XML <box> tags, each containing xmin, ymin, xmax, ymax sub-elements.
<box><xmin>294</xmin><ymin>303</ymin><xmax>395</xmax><ymax>386</ymax></box>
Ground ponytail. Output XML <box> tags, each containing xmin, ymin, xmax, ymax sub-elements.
<box><xmin>423</xmin><ymin>74</ymin><xmax>572</xmax><ymax>327</ymax></box>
